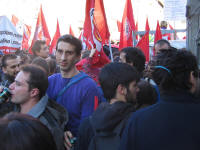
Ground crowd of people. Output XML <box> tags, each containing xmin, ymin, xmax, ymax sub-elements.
<box><xmin>0</xmin><ymin>35</ymin><xmax>199</xmax><ymax>150</ymax></box>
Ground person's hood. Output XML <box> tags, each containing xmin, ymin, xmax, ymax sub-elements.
<box><xmin>90</xmin><ymin>101</ymin><xmax>135</xmax><ymax>132</ymax></box>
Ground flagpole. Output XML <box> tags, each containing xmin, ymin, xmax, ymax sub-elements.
<box><xmin>133</xmin><ymin>31</ymin><xmax>137</xmax><ymax>46</ymax></box>
<box><xmin>109</xmin><ymin>40</ymin><xmax>114</xmax><ymax>62</ymax></box>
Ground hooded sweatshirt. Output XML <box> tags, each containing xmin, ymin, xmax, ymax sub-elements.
<box><xmin>75</xmin><ymin>101</ymin><xmax>135</xmax><ymax>150</ymax></box>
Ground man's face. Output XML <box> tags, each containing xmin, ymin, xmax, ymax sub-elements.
<box><xmin>9</xmin><ymin>71</ymin><xmax>31</xmax><ymax>104</ymax></box>
<box><xmin>3</xmin><ymin>58</ymin><xmax>20</xmax><ymax>77</ymax></box>
<box><xmin>36</xmin><ymin>44</ymin><xmax>49</xmax><ymax>58</ymax></box>
<box><xmin>125</xmin><ymin>81</ymin><xmax>139</xmax><ymax>104</ymax></box>
<box><xmin>56</xmin><ymin>41</ymin><xmax>80</xmax><ymax>73</ymax></box>
<box><xmin>119</xmin><ymin>52</ymin><xmax>126</xmax><ymax>63</ymax></box>
<box><xmin>155</xmin><ymin>43</ymin><xmax>170</xmax><ymax>55</ymax></box>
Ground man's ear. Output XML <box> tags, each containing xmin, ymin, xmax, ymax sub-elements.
<box><xmin>116</xmin><ymin>84</ymin><xmax>127</xmax><ymax>95</ymax></box>
<box><xmin>30</xmin><ymin>88</ymin><xmax>40</xmax><ymax>98</ymax></box>
<box><xmin>190</xmin><ymin>71</ymin><xmax>197</xmax><ymax>93</ymax></box>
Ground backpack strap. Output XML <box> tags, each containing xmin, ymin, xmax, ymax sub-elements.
<box><xmin>55</xmin><ymin>72</ymin><xmax>88</xmax><ymax>100</ymax></box>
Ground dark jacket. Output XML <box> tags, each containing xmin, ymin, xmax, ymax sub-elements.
<box><xmin>16</xmin><ymin>95</ymin><xmax>68</xmax><ymax>150</ymax></box>
<box><xmin>120</xmin><ymin>90</ymin><xmax>200</xmax><ymax>150</ymax></box>
<box><xmin>75</xmin><ymin>101</ymin><xmax>135</xmax><ymax>150</ymax></box>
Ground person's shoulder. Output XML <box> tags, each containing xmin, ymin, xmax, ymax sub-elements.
<box><xmin>48</xmin><ymin>73</ymin><xmax>62</xmax><ymax>81</ymax></box>
<box><xmin>78</xmin><ymin>72</ymin><xmax>98</xmax><ymax>87</ymax></box>
<box><xmin>49</xmin><ymin>73</ymin><xmax>61</xmax><ymax>78</ymax></box>
<box><xmin>130</xmin><ymin>103</ymin><xmax>160</xmax><ymax>121</ymax></box>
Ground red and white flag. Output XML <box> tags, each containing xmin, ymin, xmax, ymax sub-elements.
<box><xmin>82</xmin><ymin>0</ymin><xmax>110</xmax><ymax>67</ymax></box>
<box><xmin>83</xmin><ymin>0</ymin><xmax>110</xmax><ymax>51</ymax></box>
<box><xmin>79</xmin><ymin>31</ymin><xmax>88</xmax><ymax>50</ymax></box>
<box><xmin>137</xmin><ymin>17</ymin><xmax>150</xmax><ymax>62</ymax></box>
<box><xmin>49</xmin><ymin>19</ymin><xmax>60</xmax><ymax>54</ymax></box>
<box><xmin>119</xmin><ymin>0</ymin><xmax>136</xmax><ymax>50</ymax></box>
<box><xmin>29</xmin><ymin>5</ymin><xmax>51</xmax><ymax>54</ymax></box>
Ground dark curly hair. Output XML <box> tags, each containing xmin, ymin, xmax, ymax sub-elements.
<box><xmin>152</xmin><ymin>49</ymin><xmax>198</xmax><ymax>92</ymax></box>
<box><xmin>121</xmin><ymin>47</ymin><xmax>146</xmax><ymax>75</ymax></box>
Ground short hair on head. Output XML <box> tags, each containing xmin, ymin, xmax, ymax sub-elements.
<box><xmin>155</xmin><ymin>39</ymin><xmax>170</xmax><ymax>48</ymax></box>
<box><xmin>1</xmin><ymin>54</ymin><xmax>17</xmax><ymax>68</ymax></box>
<box><xmin>0</xmin><ymin>112</ymin><xmax>57</xmax><ymax>150</ymax></box>
<box><xmin>136</xmin><ymin>80</ymin><xmax>157</xmax><ymax>108</ymax></box>
<box><xmin>46</xmin><ymin>58</ymin><xmax>57</xmax><ymax>75</ymax></box>
<box><xmin>21</xmin><ymin>64</ymin><xmax>48</xmax><ymax>99</ymax></box>
<box><xmin>99</xmin><ymin>62</ymin><xmax>140</xmax><ymax>100</ymax></box>
<box><xmin>56</xmin><ymin>34</ymin><xmax>82</xmax><ymax>56</ymax></box>
<box><xmin>32</xmin><ymin>40</ymin><xmax>46</xmax><ymax>56</ymax></box>
<box><xmin>152</xmin><ymin>49</ymin><xmax>198</xmax><ymax>92</ymax></box>
<box><xmin>121</xmin><ymin>47</ymin><xmax>146</xmax><ymax>74</ymax></box>
<box><xmin>31</xmin><ymin>57</ymin><xmax>49</xmax><ymax>76</ymax></box>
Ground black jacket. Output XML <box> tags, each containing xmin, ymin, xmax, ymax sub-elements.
<box><xmin>120</xmin><ymin>90</ymin><xmax>200</xmax><ymax>150</ymax></box>
<box><xmin>75</xmin><ymin>101</ymin><xmax>135</xmax><ymax>150</ymax></box>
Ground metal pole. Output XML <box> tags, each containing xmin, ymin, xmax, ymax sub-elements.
<box><xmin>108</xmin><ymin>40</ymin><xmax>113</xmax><ymax>62</ymax></box>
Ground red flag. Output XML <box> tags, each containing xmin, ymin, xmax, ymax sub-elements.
<box><xmin>11</xmin><ymin>15</ymin><xmax>31</xmax><ymax>50</ymax></box>
<box><xmin>93</xmin><ymin>0</ymin><xmax>110</xmax><ymax>44</ymax></box>
<box><xmin>21</xmin><ymin>24</ymin><xmax>31</xmax><ymax>50</ymax></box>
<box><xmin>145</xmin><ymin>18</ymin><xmax>150</xmax><ymax>32</ymax></box>
<box><xmin>11</xmin><ymin>15</ymin><xmax>24</xmax><ymax>34</ymax></box>
<box><xmin>169</xmin><ymin>24</ymin><xmax>174</xmax><ymax>30</ymax></box>
<box><xmin>69</xmin><ymin>25</ymin><xmax>75</xmax><ymax>36</ymax></box>
<box><xmin>137</xmin><ymin>17</ymin><xmax>149</xmax><ymax>62</ymax></box>
<box><xmin>49</xmin><ymin>19</ymin><xmax>60</xmax><ymax>54</ymax></box>
<box><xmin>154</xmin><ymin>21</ymin><xmax>162</xmax><ymax>44</ymax></box>
<box><xmin>117</xmin><ymin>20</ymin><xmax>121</xmax><ymax>32</ymax></box>
<box><xmin>119</xmin><ymin>0</ymin><xmax>136</xmax><ymax>50</ymax></box>
<box><xmin>82</xmin><ymin>0</ymin><xmax>110</xmax><ymax>67</ymax></box>
<box><xmin>11</xmin><ymin>15</ymin><xmax>19</xmax><ymax>26</ymax></box>
<box><xmin>29</xmin><ymin>5</ymin><xmax>51</xmax><ymax>54</ymax></box>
